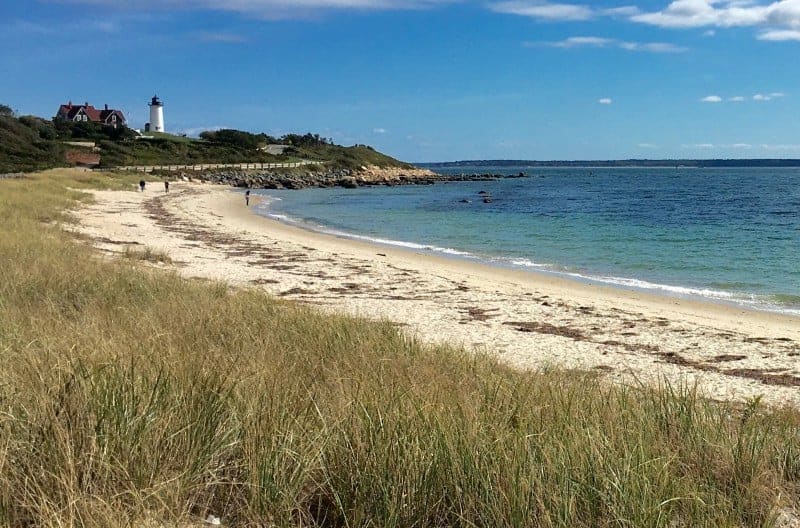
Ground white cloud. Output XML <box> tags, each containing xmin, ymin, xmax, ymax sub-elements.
<box><xmin>731</xmin><ymin>143</ymin><xmax>752</xmax><ymax>148</ymax></box>
<box><xmin>631</xmin><ymin>0</ymin><xmax>800</xmax><ymax>35</ymax></box>
<box><xmin>490</xmin><ymin>1</ymin><xmax>594</xmax><ymax>20</ymax></box>
<box><xmin>490</xmin><ymin>1</ymin><xmax>641</xmax><ymax>21</ymax></box>
<box><xmin>702</xmin><ymin>93</ymin><xmax>784</xmax><ymax>103</ymax></box>
<box><xmin>703</xmin><ymin>29</ymin><xmax>716</xmax><ymax>35</ymax></box>
<box><xmin>627</xmin><ymin>41</ymin><xmax>688</xmax><ymax>52</ymax></box>
<box><xmin>598</xmin><ymin>97</ymin><xmax>613</xmax><ymax>104</ymax></box>
<box><xmin>760</xmin><ymin>143</ymin><xmax>800</xmax><ymax>150</ymax></box>
<box><xmin>195</xmin><ymin>31</ymin><xmax>246</xmax><ymax>42</ymax></box>
<box><xmin>540</xmin><ymin>36</ymin><xmax>687</xmax><ymax>52</ymax></box>
<box><xmin>758</xmin><ymin>29</ymin><xmax>800</xmax><ymax>40</ymax></box>
<box><xmin>637</xmin><ymin>142</ymin><xmax>658</xmax><ymax>148</ymax></box>
<box><xmin>10</xmin><ymin>18</ymin><xmax>119</xmax><ymax>35</ymax></box>
<box><xmin>47</xmin><ymin>0</ymin><xmax>456</xmax><ymax>18</ymax></box>
<box><xmin>547</xmin><ymin>36</ymin><xmax>614</xmax><ymax>47</ymax></box>
<box><xmin>683</xmin><ymin>143</ymin><xmax>715</xmax><ymax>148</ymax></box>
<box><xmin>600</xmin><ymin>6</ymin><xmax>641</xmax><ymax>16</ymax></box>
<box><xmin>373</xmin><ymin>127</ymin><xmax>387</xmax><ymax>134</ymax></box>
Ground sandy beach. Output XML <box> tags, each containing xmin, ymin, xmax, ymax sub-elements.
<box><xmin>72</xmin><ymin>179</ymin><xmax>800</xmax><ymax>407</ymax></box>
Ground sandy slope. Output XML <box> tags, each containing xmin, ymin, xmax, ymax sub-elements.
<box><xmin>72</xmin><ymin>180</ymin><xmax>800</xmax><ymax>407</ymax></box>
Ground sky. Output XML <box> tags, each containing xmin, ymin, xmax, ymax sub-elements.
<box><xmin>1</xmin><ymin>0</ymin><xmax>799</xmax><ymax>161</ymax></box>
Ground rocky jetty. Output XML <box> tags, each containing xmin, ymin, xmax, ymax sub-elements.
<box><xmin>179</xmin><ymin>165</ymin><xmax>528</xmax><ymax>190</ymax></box>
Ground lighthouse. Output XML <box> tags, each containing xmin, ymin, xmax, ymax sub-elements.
<box><xmin>148</xmin><ymin>95</ymin><xmax>164</xmax><ymax>133</ymax></box>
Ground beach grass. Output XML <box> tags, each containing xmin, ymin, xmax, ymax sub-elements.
<box><xmin>1</xmin><ymin>169</ymin><xmax>799</xmax><ymax>527</ymax></box>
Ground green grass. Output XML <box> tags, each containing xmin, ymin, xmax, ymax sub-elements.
<box><xmin>1</xmin><ymin>169</ymin><xmax>799</xmax><ymax>527</ymax></box>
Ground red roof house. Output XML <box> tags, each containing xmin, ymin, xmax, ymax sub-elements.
<box><xmin>55</xmin><ymin>101</ymin><xmax>126</xmax><ymax>128</ymax></box>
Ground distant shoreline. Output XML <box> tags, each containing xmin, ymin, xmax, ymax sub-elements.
<box><xmin>419</xmin><ymin>159</ymin><xmax>800</xmax><ymax>168</ymax></box>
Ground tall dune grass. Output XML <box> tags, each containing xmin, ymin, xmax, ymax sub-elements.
<box><xmin>1</xmin><ymin>169</ymin><xmax>799</xmax><ymax>527</ymax></box>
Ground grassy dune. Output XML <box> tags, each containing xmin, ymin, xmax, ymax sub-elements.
<box><xmin>1</xmin><ymin>170</ymin><xmax>799</xmax><ymax>527</ymax></box>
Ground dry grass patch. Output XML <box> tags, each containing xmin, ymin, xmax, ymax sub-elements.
<box><xmin>0</xmin><ymin>169</ymin><xmax>799</xmax><ymax>527</ymax></box>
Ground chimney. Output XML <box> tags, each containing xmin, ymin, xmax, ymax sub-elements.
<box><xmin>68</xmin><ymin>101</ymin><xmax>72</xmax><ymax>108</ymax></box>
<box><xmin>85</xmin><ymin>102</ymin><xmax>89</xmax><ymax>107</ymax></box>
<box><xmin>104</xmin><ymin>104</ymin><xmax>108</xmax><ymax>110</ymax></box>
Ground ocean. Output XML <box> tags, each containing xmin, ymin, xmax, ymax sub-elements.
<box><xmin>251</xmin><ymin>165</ymin><xmax>800</xmax><ymax>316</ymax></box>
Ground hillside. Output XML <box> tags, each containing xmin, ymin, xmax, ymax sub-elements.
<box><xmin>0</xmin><ymin>106</ymin><xmax>414</xmax><ymax>173</ymax></box>
<box><xmin>0</xmin><ymin>109</ymin><xmax>65</xmax><ymax>173</ymax></box>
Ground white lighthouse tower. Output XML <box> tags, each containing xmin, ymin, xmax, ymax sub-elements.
<box><xmin>148</xmin><ymin>95</ymin><xmax>164</xmax><ymax>133</ymax></box>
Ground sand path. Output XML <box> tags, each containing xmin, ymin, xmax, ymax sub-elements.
<box><xmin>72</xmin><ymin>181</ymin><xmax>800</xmax><ymax>407</ymax></box>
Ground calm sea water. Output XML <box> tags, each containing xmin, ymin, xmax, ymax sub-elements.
<box><xmin>252</xmin><ymin>166</ymin><xmax>800</xmax><ymax>315</ymax></box>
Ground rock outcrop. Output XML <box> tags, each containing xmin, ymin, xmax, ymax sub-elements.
<box><xmin>177</xmin><ymin>164</ymin><xmax>527</xmax><ymax>190</ymax></box>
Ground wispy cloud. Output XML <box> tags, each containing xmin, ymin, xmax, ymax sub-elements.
<box><xmin>758</xmin><ymin>29</ymin><xmax>800</xmax><ymax>40</ymax></box>
<box><xmin>8</xmin><ymin>17</ymin><xmax>119</xmax><ymax>35</ymax></box>
<box><xmin>760</xmin><ymin>143</ymin><xmax>800</xmax><ymax>151</ymax></box>
<box><xmin>46</xmin><ymin>0</ymin><xmax>457</xmax><ymax>18</ymax></box>
<box><xmin>489</xmin><ymin>0</ymin><xmax>638</xmax><ymax>21</ymax></box>
<box><xmin>535</xmin><ymin>36</ymin><xmax>688</xmax><ymax>52</ymax></box>
<box><xmin>490</xmin><ymin>1</ymin><xmax>593</xmax><ymax>20</ymax></box>
<box><xmin>637</xmin><ymin>142</ymin><xmax>659</xmax><ymax>148</ymax></box>
<box><xmin>753</xmin><ymin>92</ymin><xmax>784</xmax><ymax>100</ymax></box>
<box><xmin>195</xmin><ymin>31</ymin><xmax>246</xmax><ymax>42</ymax></box>
<box><xmin>702</xmin><ymin>92</ymin><xmax>785</xmax><ymax>103</ymax></box>
<box><xmin>598</xmin><ymin>98</ymin><xmax>613</xmax><ymax>104</ymax></box>
<box><xmin>373</xmin><ymin>127</ymin><xmax>387</xmax><ymax>134</ymax></box>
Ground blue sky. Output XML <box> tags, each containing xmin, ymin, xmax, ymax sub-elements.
<box><xmin>1</xmin><ymin>0</ymin><xmax>799</xmax><ymax>161</ymax></box>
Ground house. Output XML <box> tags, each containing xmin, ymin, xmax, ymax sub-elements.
<box><xmin>55</xmin><ymin>101</ymin><xmax>127</xmax><ymax>128</ymax></box>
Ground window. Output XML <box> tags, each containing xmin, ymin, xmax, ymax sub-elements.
<box><xmin>112</xmin><ymin>114</ymin><xmax>117</xmax><ymax>122</ymax></box>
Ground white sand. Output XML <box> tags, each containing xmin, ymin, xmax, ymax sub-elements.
<box><xmin>72</xmin><ymin>180</ymin><xmax>800</xmax><ymax>407</ymax></box>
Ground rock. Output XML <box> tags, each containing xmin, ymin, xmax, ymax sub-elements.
<box><xmin>339</xmin><ymin>177</ymin><xmax>358</xmax><ymax>188</ymax></box>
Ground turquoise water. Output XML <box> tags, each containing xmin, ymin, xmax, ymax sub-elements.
<box><xmin>252</xmin><ymin>166</ymin><xmax>800</xmax><ymax>315</ymax></box>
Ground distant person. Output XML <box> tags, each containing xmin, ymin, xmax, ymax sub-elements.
<box><xmin>139</xmin><ymin>179</ymin><xmax>145</xmax><ymax>192</ymax></box>
<box><xmin>245</xmin><ymin>189</ymin><xmax>251</xmax><ymax>206</ymax></box>
<box><xmin>164</xmin><ymin>179</ymin><xmax>170</xmax><ymax>193</ymax></box>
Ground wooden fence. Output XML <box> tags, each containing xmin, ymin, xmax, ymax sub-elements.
<box><xmin>116</xmin><ymin>160</ymin><xmax>323</xmax><ymax>173</ymax></box>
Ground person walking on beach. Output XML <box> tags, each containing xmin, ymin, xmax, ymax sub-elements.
<box><xmin>164</xmin><ymin>179</ymin><xmax>170</xmax><ymax>193</ymax></box>
<box><xmin>245</xmin><ymin>189</ymin><xmax>251</xmax><ymax>206</ymax></box>
<box><xmin>139</xmin><ymin>179</ymin><xmax>146</xmax><ymax>192</ymax></box>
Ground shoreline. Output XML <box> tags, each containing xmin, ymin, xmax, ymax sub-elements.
<box><xmin>252</xmin><ymin>192</ymin><xmax>800</xmax><ymax>319</ymax></box>
<box><xmin>73</xmin><ymin>180</ymin><xmax>800</xmax><ymax>407</ymax></box>
<box><xmin>253</xmin><ymin>187</ymin><xmax>800</xmax><ymax>319</ymax></box>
